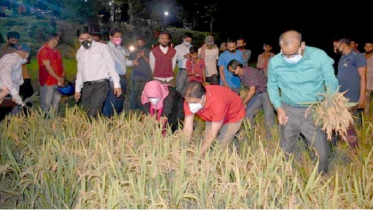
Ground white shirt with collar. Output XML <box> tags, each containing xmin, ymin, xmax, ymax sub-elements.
<box><xmin>0</xmin><ymin>52</ymin><xmax>23</xmax><ymax>98</ymax></box>
<box><xmin>75</xmin><ymin>41</ymin><xmax>120</xmax><ymax>92</ymax></box>
<box><xmin>107</xmin><ymin>41</ymin><xmax>133</xmax><ymax>76</ymax></box>
<box><xmin>149</xmin><ymin>45</ymin><xmax>177</xmax><ymax>82</ymax></box>
<box><xmin>175</xmin><ymin>43</ymin><xmax>192</xmax><ymax>69</ymax></box>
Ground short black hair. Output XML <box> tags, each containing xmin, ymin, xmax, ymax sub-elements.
<box><xmin>184</xmin><ymin>32</ymin><xmax>193</xmax><ymax>39</ymax></box>
<box><xmin>331</xmin><ymin>33</ymin><xmax>350</xmax><ymax>44</ymax></box>
<box><xmin>227</xmin><ymin>38</ymin><xmax>236</xmax><ymax>44</ymax></box>
<box><xmin>227</xmin><ymin>59</ymin><xmax>243</xmax><ymax>70</ymax></box>
<box><xmin>189</xmin><ymin>46</ymin><xmax>198</xmax><ymax>54</ymax></box>
<box><xmin>7</xmin><ymin>31</ymin><xmax>20</xmax><ymax>39</ymax></box>
<box><xmin>184</xmin><ymin>81</ymin><xmax>206</xmax><ymax>98</ymax></box>
<box><xmin>76</xmin><ymin>25</ymin><xmax>91</xmax><ymax>38</ymax></box>
<box><xmin>159</xmin><ymin>31</ymin><xmax>172</xmax><ymax>40</ymax></box>
<box><xmin>45</xmin><ymin>33</ymin><xmax>59</xmax><ymax>42</ymax></box>
<box><xmin>92</xmin><ymin>32</ymin><xmax>102</xmax><ymax>39</ymax></box>
<box><xmin>110</xmin><ymin>28</ymin><xmax>122</xmax><ymax>37</ymax></box>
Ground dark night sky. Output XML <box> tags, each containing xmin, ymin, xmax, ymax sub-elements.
<box><xmin>213</xmin><ymin>2</ymin><xmax>371</xmax><ymax>63</ymax></box>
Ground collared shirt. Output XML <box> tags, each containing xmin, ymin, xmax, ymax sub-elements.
<box><xmin>175</xmin><ymin>43</ymin><xmax>192</xmax><ymax>69</ymax></box>
<box><xmin>75</xmin><ymin>41</ymin><xmax>120</xmax><ymax>92</ymax></box>
<box><xmin>184</xmin><ymin>85</ymin><xmax>246</xmax><ymax>124</ymax></box>
<box><xmin>107</xmin><ymin>41</ymin><xmax>133</xmax><ymax>75</ymax></box>
<box><xmin>37</xmin><ymin>44</ymin><xmax>64</xmax><ymax>86</ymax></box>
<box><xmin>149</xmin><ymin>45</ymin><xmax>177</xmax><ymax>81</ymax></box>
<box><xmin>240</xmin><ymin>49</ymin><xmax>251</xmax><ymax>67</ymax></box>
<box><xmin>337</xmin><ymin>50</ymin><xmax>367</xmax><ymax>102</ymax></box>
<box><xmin>0</xmin><ymin>44</ymin><xmax>30</xmax><ymax>79</ymax></box>
<box><xmin>267</xmin><ymin>46</ymin><xmax>339</xmax><ymax>109</ymax></box>
<box><xmin>0</xmin><ymin>53</ymin><xmax>24</xmax><ymax>97</ymax></box>
<box><xmin>239</xmin><ymin>66</ymin><xmax>267</xmax><ymax>93</ymax></box>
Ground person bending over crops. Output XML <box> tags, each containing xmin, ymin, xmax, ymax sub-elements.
<box><xmin>141</xmin><ymin>80</ymin><xmax>184</xmax><ymax>135</ymax></box>
<box><xmin>267</xmin><ymin>30</ymin><xmax>339</xmax><ymax>174</ymax></box>
<box><xmin>0</xmin><ymin>44</ymin><xmax>31</xmax><ymax>107</ymax></box>
<box><xmin>182</xmin><ymin>81</ymin><xmax>246</xmax><ymax>156</ymax></box>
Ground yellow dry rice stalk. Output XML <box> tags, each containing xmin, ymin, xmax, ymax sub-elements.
<box><xmin>303</xmin><ymin>88</ymin><xmax>357</xmax><ymax>141</ymax></box>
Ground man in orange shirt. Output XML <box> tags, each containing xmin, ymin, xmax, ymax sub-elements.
<box><xmin>37</xmin><ymin>33</ymin><xmax>65</xmax><ymax>114</ymax></box>
<box><xmin>183</xmin><ymin>81</ymin><xmax>246</xmax><ymax>156</ymax></box>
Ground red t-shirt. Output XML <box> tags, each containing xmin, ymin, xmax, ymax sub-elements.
<box><xmin>37</xmin><ymin>44</ymin><xmax>63</xmax><ymax>86</ymax></box>
<box><xmin>184</xmin><ymin>85</ymin><xmax>245</xmax><ymax>124</ymax></box>
<box><xmin>186</xmin><ymin>58</ymin><xmax>205</xmax><ymax>83</ymax></box>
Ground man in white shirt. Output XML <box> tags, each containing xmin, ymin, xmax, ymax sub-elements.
<box><xmin>74</xmin><ymin>26</ymin><xmax>122</xmax><ymax>118</ymax></box>
<box><xmin>103</xmin><ymin>28</ymin><xmax>138</xmax><ymax>117</ymax></box>
<box><xmin>174</xmin><ymin>32</ymin><xmax>193</xmax><ymax>94</ymax></box>
<box><xmin>149</xmin><ymin>32</ymin><xmax>177</xmax><ymax>86</ymax></box>
<box><xmin>0</xmin><ymin>44</ymin><xmax>30</xmax><ymax>106</ymax></box>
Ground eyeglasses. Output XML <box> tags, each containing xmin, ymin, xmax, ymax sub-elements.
<box><xmin>334</xmin><ymin>43</ymin><xmax>342</xmax><ymax>50</ymax></box>
<box><xmin>281</xmin><ymin>47</ymin><xmax>301</xmax><ymax>58</ymax></box>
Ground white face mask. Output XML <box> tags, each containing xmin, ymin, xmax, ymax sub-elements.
<box><xmin>184</xmin><ymin>41</ymin><xmax>191</xmax><ymax>46</ymax></box>
<box><xmin>149</xmin><ymin>98</ymin><xmax>160</xmax><ymax>105</ymax></box>
<box><xmin>281</xmin><ymin>48</ymin><xmax>303</xmax><ymax>64</ymax></box>
<box><xmin>188</xmin><ymin>96</ymin><xmax>204</xmax><ymax>113</ymax></box>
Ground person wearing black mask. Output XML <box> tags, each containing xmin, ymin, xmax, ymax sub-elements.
<box><xmin>129</xmin><ymin>37</ymin><xmax>153</xmax><ymax>111</ymax></box>
<box><xmin>217</xmin><ymin>38</ymin><xmax>243</xmax><ymax>94</ymax></box>
<box><xmin>237</xmin><ymin>36</ymin><xmax>251</xmax><ymax>67</ymax></box>
<box><xmin>74</xmin><ymin>25</ymin><xmax>122</xmax><ymax>118</ymax></box>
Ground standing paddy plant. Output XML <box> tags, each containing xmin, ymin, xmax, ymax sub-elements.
<box><xmin>1</xmin><ymin>104</ymin><xmax>373</xmax><ymax>208</ymax></box>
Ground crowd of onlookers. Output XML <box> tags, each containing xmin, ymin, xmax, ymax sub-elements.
<box><xmin>0</xmin><ymin>27</ymin><xmax>372</xmax><ymax>175</ymax></box>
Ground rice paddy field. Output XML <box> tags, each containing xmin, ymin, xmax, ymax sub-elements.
<box><xmin>0</xmin><ymin>59</ymin><xmax>372</xmax><ymax>209</ymax></box>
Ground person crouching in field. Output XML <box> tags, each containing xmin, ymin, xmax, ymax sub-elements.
<box><xmin>141</xmin><ymin>80</ymin><xmax>184</xmax><ymax>136</ymax></box>
<box><xmin>182</xmin><ymin>81</ymin><xmax>245</xmax><ymax>156</ymax></box>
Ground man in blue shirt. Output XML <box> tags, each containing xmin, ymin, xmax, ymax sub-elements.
<box><xmin>332</xmin><ymin>34</ymin><xmax>367</xmax><ymax>148</ymax></box>
<box><xmin>218</xmin><ymin>38</ymin><xmax>243</xmax><ymax>94</ymax></box>
<box><xmin>267</xmin><ymin>30</ymin><xmax>339</xmax><ymax>174</ymax></box>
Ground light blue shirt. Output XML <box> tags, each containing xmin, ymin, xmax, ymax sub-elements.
<box><xmin>267</xmin><ymin>46</ymin><xmax>339</xmax><ymax>109</ymax></box>
<box><xmin>218</xmin><ymin>50</ymin><xmax>243</xmax><ymax>88</ymax></box>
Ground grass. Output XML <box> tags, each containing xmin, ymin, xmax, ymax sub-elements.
<box><xmin>0</xmin><ymin>57</ymin><xmax>373</xmax><ymax>209</ymax></box>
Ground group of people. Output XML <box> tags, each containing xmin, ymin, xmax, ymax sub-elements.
<box><xmin>0</xmin><ymin>27</ymin><xmax>372</xmax><ymax>175</ymax></box>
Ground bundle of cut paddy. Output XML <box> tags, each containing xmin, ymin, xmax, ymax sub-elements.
<box><xmin>303</xmin><ymin>88</ymin><xmax>357</xmax><ymax>142</ymax></box>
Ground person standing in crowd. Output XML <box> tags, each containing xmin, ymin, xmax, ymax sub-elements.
<box><xmin>350</xmin><ymin>39</ymin><xmax>360</xmax><ymax>53</ymax></box>
<box><xmin>219</xmin><ymin>42</ymin><xmax>227</xmax><ymax>56</ymax></box>
<box><xmin>0</xmin><ymin>31</ymin><xmax>34</xmax><ymax>108</ymax></box>
<box><xmin>103</xmin><ymin>28</ymin><xmax>137</xmax><ymax>117</ymax></box>
<box><xmin>37</xmin><ymin>33</ymin><xmax>65</xmax><ymax>115</ymax></box>
<box><xmin>227</xmin><ymin>59</ymin><xmax>275</xmax><ymax>140</ymax></box>
<box><xmin>182</xmin><ymin>81</ymin><xmax>246</xmax><ymax>156</ymax></box>
<box><xmin>149</xmin><ymin>32</ymin><xmax>177</xmax><ymax>86</ymax></box>
<box><xmin>364</xmin><ymin>41</ymin><xmax>373</xmax><ymax>114</ymax></box>
<box><xmin>332</xmin><ymin>34</ymin><xmax>367</xmax><ymax>148</ymax></box>
<box><xmin>186</xmin><ymin>46</ymin><xmax>206</xmax><ymax>85</ymax></box>
<box><xmin>141</xmin><ymin>80</ymin><xmax>184</xmax><ymax>135</ymax></box>
<box><xmin>267</xmin><ymin>30</ymin><xmax>339</xmax><ymax>174</ymax></box>
<box><xmin>237</xmin><ymin>36</ymin><xmax>251</xmax><ymax>67</ymax></box>
<box><xmin>92</xmin><ymin>32</ymin><xmax>105</xmax><ymax>43</ymax></box>
<box><xmin>0</xmin><ymin>44</ymin><xmax>31</xmax><ymax>107</ymax></box>
<box><xmin>198</xmin><ymin>35</ymin><xmax>219</xmax><ymax>85</ymax></box>
<box><xmin>256</xmin><ymin>43</ymin><xmax>275</xmax><ymax>77</ymax></box>
<box><xmin>218</xmin><ymin>38</ymin><xmax>243</xmax><ymax>94</ymax></box>
<box><xmin>74</xmin><ymin>26</ymin><xmax>122</xmax><ymax>118</ymax></box>
<box><xmin>175</xmin><ymin>32</ymin><xmax>193</xmax><ymax>94</ymax></box>
<box><xmin>129</xmin><ymin>37</ymin><xmax>152</xmax><ymax>111</ymax></box>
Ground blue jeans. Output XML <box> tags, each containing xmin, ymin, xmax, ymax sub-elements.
<box><xmin>102</xmin><ymin>76</ymin><xmax>126</xmax><ymax>117</ymax></box>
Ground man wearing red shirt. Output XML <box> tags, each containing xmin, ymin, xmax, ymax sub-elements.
<box><xmin>183</xmin><ymin>81</ymin><xmax>246</xmax><ymax>156</ymax></box>
<box><xmin>37</xmin><ymin>33</ymin><xmax>64</xmax><ymax>114</ymax></box>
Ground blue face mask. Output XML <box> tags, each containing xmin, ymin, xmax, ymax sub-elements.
<box><xmin>283</xmin><ymin>54</ymin><xmax>303</xmax><ymax>64</ymax></box>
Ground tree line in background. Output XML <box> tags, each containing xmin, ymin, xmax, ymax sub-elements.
<box><xmin>0</xmin><ymin>0</ymin><xmax>224</xmax><ymax>33</ymax></box>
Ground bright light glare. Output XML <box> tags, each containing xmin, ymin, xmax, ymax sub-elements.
<box><xmin>129</xmin><ymin>45</ymin><xmax>135</xmax><ymax>52</ymax></box>
<box><xmin>164</xmin><ymin>11</ymin><xmax>169</xmax><ymax>16</ymax></box>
